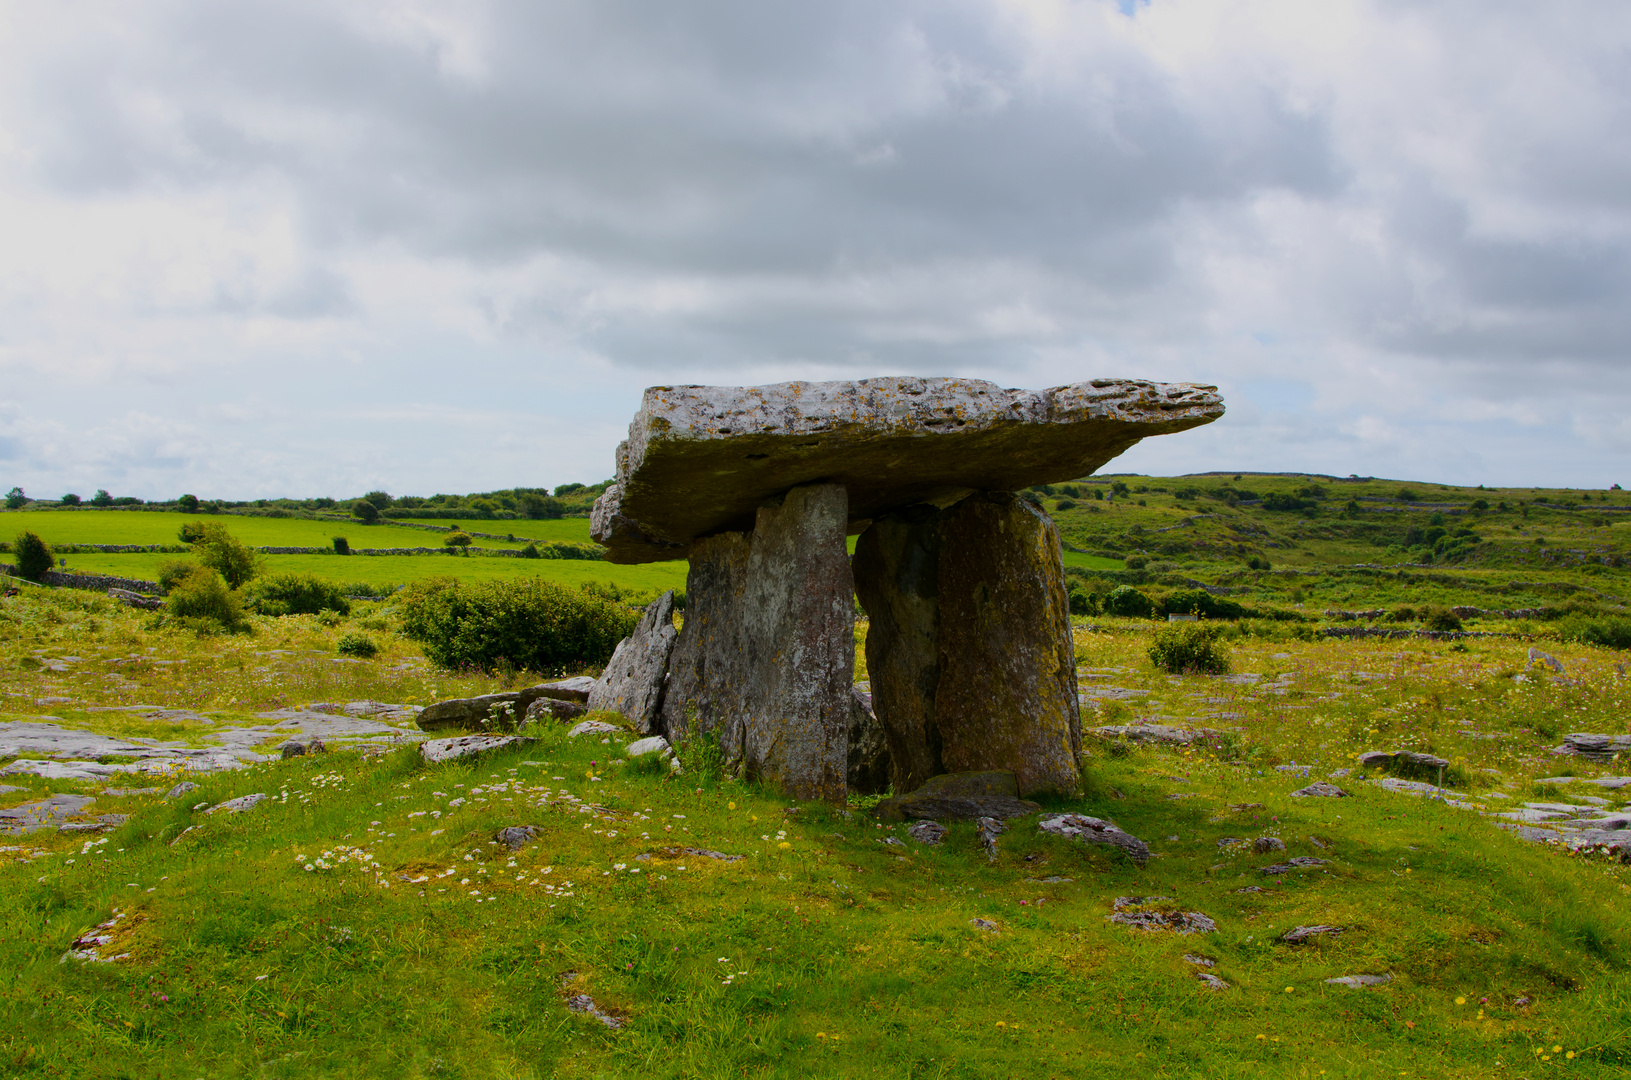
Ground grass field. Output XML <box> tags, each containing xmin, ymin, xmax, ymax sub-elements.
<box><xmin>3</xmin><ymin>584</ymin><xmax>1630</xmax><ymax>1077</ymax></box>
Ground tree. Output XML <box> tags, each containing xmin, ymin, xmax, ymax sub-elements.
<box><xmin>190</xmin><ymin>523</ymin><xmax>262</xmax><ymax>589</ymax></box>
<box><xmin>60</xmin><ymin>493</ymin><xmax>81</xmax><ymax>506</ymax></box>
<box><xmin>4</xmin><ymin>487</ymin><xmax>25</xmax><ymax>510</ymax></box>
<box><xmin>90</xmin><ymin>489</ymin><xmax>113</xmax><ymax>506</ymax></box>
<box><xmin>443</xmin><ymin>531</ymin><xmax>473</xmax><ymax>556</ymax></box>
<box><xmin>13</xmin><ymin>531</ymin><xmax>52</xmax><ymax>580</ymax></box>
<box><xmin>177</xmin><ymin>494</ymin><xmax>199</xmax><ymax>512</ymax></box>
<box><xmin>351</xmin><ymin>500</ymin><xmax>380</xmax><ymax>523</ymax></box>
<box><xmin>362</xmin><ymin>490</ymin><xmax>393</xmax><ymax>511</ymax></box>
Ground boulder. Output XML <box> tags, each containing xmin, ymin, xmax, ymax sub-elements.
<box><xmin>1358</xmin><ymin>749</ymin><xmax>1450</xmax><ymax>771</ymax></box>
<box><xmin>846</xmin><ymin>689</ymin><xmax>890</xmax><ymax>796</ymax></box>
<box><xmin>1551</xmin><ymin>733</ymin><xmax>1631</xmax><ymax>761</ymax></box>
<box><xmin>1279</xmin><ymin>925</ymin><xmax>1344</xmax><ymax>944</ymax></box>
<box><xmin>1289</xmin><ymin>781</ymin><xmax>1350</xmax><ymax>798</ymax></box>
<box><xmin>496</xmin><ymin>825</ymin><xmax>541</xmax><ymax>850</ymax></box>
<box><xmin>852</xmin><ymin>506</ymin><xmax>944</xmax><ymax>793</ymax></box>
<box><xmin>660</xmin><ymin>484</ymin><xmax>854</xmax><ymax>803</ymax></box>
<box><xmin>420</xmin><ymin>735</ymin><xmax>539</xmax><ymax>765</ymax></box>
<box><xmin>534</xmin><ymin>677</ymin><xmax>598</xmax><ymax>703</ymax></box>
<box><xmin>1039</xmin><ymin>813</ymin><xmax>1151</xmax><ymax>865</ymax></box>
<box><xmin>279</xmin><ymin>738</ymin><xmax>325</xmax><ymax>759</ymax></box>
<box><xmin>587</xmin><ymin>591</ymin><xmax>678</xmax><ymax>733</ymax></box>
<box><xmin>934</xmin><ymin>493</ymin><xmax>1081</xmax><ymax>796</ymax></box>
<box><xmin>523</xmin><ymin>698</ymin><xmax>591</xmax><ymax>723</ymax></box>
<box><xmin>207</xmin><ymin>793</ymin><xmax>267</xmax><ymax>814</ymax></box>
<box><xmin>626</xmin><ymin>735</ymin><xmax>673</xmax><ymax>760</ymax></box>
<box><xmin>165</xmin><ymin>781</ymin><xmax>198</xmax><ymax>800</ymax></box>
<box><xmin>568</xmin><ymin>720</ymin><xmax>623</xmax><ymax>738</ymax></box>
<box><xmin>874</xmin><ymin>771</ymin><xmax>1041</xmax><ymax>822</ymax></box>
<box><xmin>1527</xmin><ymin>647</ymin><xmax>1565</xmax><ymax>674</ymax></box>
<box><xmin>907</xmin><ymin>820</ymin><xmax>947</xmax><ymax>845</ymax></box>
<box><xmin>591</xmin><ymin>377</ymin><xmax>1224</xmax><ymax>563</ymax></box>
<box><xmin>418</xmin><ymin>680</ymin><xmax>601</xmax><ymax>733</ymax></box>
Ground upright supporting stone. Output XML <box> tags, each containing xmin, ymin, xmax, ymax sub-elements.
<box><xmin>934</xmin><ymin>493</ymin><xmax>1082</xmax><ymax>796</ymax></box>
<box><xmin>661</xmin><ymin>484</ymin><xmax>854</xmax><ymax>802</ymax></box>
<box><xmin>587</xmin><ymin>590</ymin><xmax>679</xmax><ymax>733</ymax></box>
<box><xmin>853</xmin><ymin>505</ymin><xmax>944</xmax><ymax>794</ymax></box>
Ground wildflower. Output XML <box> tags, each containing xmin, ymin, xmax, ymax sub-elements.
<box><xmin>1454</xmin><ymin>996</ymin><xmax>1466</xmax><ymax>1005</ymax></box>
<box><xmin>779</xmin><ymin>842</ymin><xmax>791</xmax><ymax>850</ymax></box>
<box><xmin>728</xmin><ymin>802</ymin><xmax>737</xmax><ymax>810</ymax></box>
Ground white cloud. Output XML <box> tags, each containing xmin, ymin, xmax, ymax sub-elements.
<box><xmin>0</xmin><ymin>0</ymin><xmax>1628</xmax><ymax>497</ymax></box>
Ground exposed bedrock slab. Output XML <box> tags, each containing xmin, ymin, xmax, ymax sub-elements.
<box><xmin>852</xmin><ymin>506</ymin><xmax>943</xmax><ymax>793</ymax></box>
<box><xmin>592</xmin><ymin>377</ymin><xmax>1225</xmax><ymax>562</ymax></box>
<box><xmin>660</xmin><ymin>484</ymin><xmax>854</xmax><ymax>802</ymax></box>
<box><xmin>935</xmin><ymin>493</ymin><xmax>1082</xmax><ymax>796</ymax></box>
<box><xmin>587</xmin><ymin>590</ymin><xmax>678</xmax><ymax>734</ymax></box>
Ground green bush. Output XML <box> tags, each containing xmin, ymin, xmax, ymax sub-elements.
<box><xmin>1123</xmin><ymin>555</ymin><xmax>1148</xmax><ymax>570</ymax></box>
<box><xmin>352</xmin><ymin>500</ymin><xmax>381</xmax><ymax>523</ymax></box>
<box><xmin>520</xmin><ymin>542</ymin><xmax>541</xmax><ymax>559</ymax></box>
<box><xmin>396</xmin><ymin>576</ymin><xmax>638</xmax><ymax>674</ymax></box>
<box><xmin>60</xmin><ymin>493</ymin><xmax>81</xmax><ymax>506</ymax></box>
<box><xmin>335</xmin><ymin>632</ymin><xmax>378</xmax><ymax>658</ymax></box>
<box><xmin>13</xmin><ymin>530</ymin><xmax>53</xmax><ymax>581</ymax></box>
<box><xmin>1420</xmin><ymin>605</ymin><xmax>1463</xmax><ymax>632</ymax></box>
<box><xmin>1558</xmin><ymin>615</ymin><xmax>1631</xmax><ymax>650</ymax></box>
<box><xmin>1390</xmin><ymin>606</ymin><xmax>1416</xmax><ymax>623</ymax></box>
<box><xmin>177</xmin><ymin>494</ymin><xmax>199</xmax><ymax>512</ymax></box>
<box><xmin>242</xmin><ymin>573</ymin><xmax>352</xmax><ymax>617</ymax></box>
<box><xmin>191</xmin><ymin>523</ymin><xmax>262</xmax><ymax>589</ymax></box>
<box><xmin>1103</xmin><ymin>585</ymin><xmax>1155</xmax><ymax>619</ymax></box>
<box><xmin>165</xmin><ymin>568</ymin><xmax>246</xmax><ymax>631</ymax></box>
<box><xmin>1158</xmin><ymin>588</ymin><xmax>1245</xmax><ymax>620</ymax></box>
<box><xmin>4</xmin><ymin>487</ymin><xmax>25</xmax><ymax>510</ymax></box>
<box><xmin>156</xmin><ymin>559</ymin><xmax>201</xmax><ymax>592</ymax></box>
<box><xmin>534</xmin><ymin>540</ymin><xmax>603</xmax><ymax>561</ymax></box>
<box><xmin>1148</xmin><ymin>622</ymin><xmax>1230</xmax><ymax>675</ymax></box>
<box><xmin>443</xmin><ymin>531</ymin><xmax>473</xmax><ymax>554</ymax></box>
<box><xmin>332</xmin><ymin>536</ymin><xmax>350</xmax><ymax>555</ymax></box>
<box><xmin>178</xmin><ymin>521</ymin><xmax>208</xmax><ymax>544</ymax></box>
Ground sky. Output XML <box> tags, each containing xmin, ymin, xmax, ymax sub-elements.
<box><xmin>2</xmin><ymin>0</ymin><xmax>1629</xmax><ymax>501</ymax></box>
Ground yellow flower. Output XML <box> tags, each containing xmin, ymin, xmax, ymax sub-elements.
<box><xmin>995</xmin><ymin>1021</ymin><xmax>1006</xmax><ymax>1028</ymax></box>
<box><xmin>1455</xmin><ymin>996</ymin><xmax>1466</xmax><ymax>1005</ymax></box>
<box><xmin>1554</xmin><ymin>1045</ymin><xmax>1563</xmax><ymax>1053</ymax></box>
<box><xmin>1567</xmin><ymin>1051</ymin><xmax>1576</xmax><ymax>1060</ymax></box>
<box><xmin>1256</xmin><ymin>1034</ymin><xmax>1266</xmax><ymax>1041</ymax></box>
<box><xmin>1284</xmin><ymin>986</ymin><xmax>1294</xmax><ymax>993</ymax></box>
<box><xmin>778</xmin><ymin>841</ymin><xmax>791</xmax><ymax>850</ymax></box>
<box><xmin>816</xmin><ymin>1032</ymin><xmax>826</xmax><ymax>1039</ymax></box>
<box><xmin>728</xmin><ymin>802</ymin><xmax>736</xmax><ymax>810</ymax></box>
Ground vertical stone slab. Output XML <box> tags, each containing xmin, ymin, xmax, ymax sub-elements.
<box><xmin>935</xmin><ymin>492</ymin><xmax>1081</xmax><ymax>797</ymax></box>
<box><xmin>852</xmin><ymin>506</ymin><xmax>944</xmax><ymax>794</ymax></box>
<box><xmin>587</xmin><ymin>590</ymin><xmax>679</xmax><ymax>733</ymax></box>
<box><xmin>659</xmin><ymin>484</ymin><xmax>854</xmax><ymax>803</ymax></box>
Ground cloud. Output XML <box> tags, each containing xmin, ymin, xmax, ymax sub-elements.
<box><xmin>0</xmin><ymin>0</ymin><xmax>1628</xmax><ymax>496</ymax></box>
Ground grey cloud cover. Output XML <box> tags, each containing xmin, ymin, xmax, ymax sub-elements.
<box><xmin>0</xmin><ymin>0</ymin><xmax>1628</xmax><ymax>498</ymax></box>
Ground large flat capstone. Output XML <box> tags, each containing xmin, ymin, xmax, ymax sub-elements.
<box><xmin>592</xmin><ymin>377</ymin><xmax>1224</xmax><ymax>562</ymax></box>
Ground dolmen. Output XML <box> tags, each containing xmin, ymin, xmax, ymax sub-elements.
<box><xmin>575</xmin><ymin>376</ymin><xmax>1225</xmax><ymax>803</ymax></box>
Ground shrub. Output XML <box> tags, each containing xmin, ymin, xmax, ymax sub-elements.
<box><xmin>1123</xmin><ymin>555</ymin><xmax>1148</xmax><ymax>570</ymax></box>
<box><xmin>5</xmin><ymin>487</ymin><xmax>26</xmax><ymax>509</ymax></box>
<box><xmin>332</xmin><ymin>536</ymin><xmax>350</xmax><ymax>555</ymax></box>
<box><xmin>520</xmin><ymin>542</ymin><xmax>541</xmax><ymax>559</ymax></box>
<box><xmin>1390</xmin><ymin>606</ymin><xmax>1416</xmax><ymax>623</ymax></box>
<box><xmin>363</xmin><ymin>491</ymin><xmax>394</xmax><ymax>510</ymax></box>
<box><xmin>242</xmin><ymin>573</ymin><xmax>352</xmax><ymax>617</ymax></box>
<box><xmin>1421</xmin><ymin>605</ymin><xmax>1463</xmax><ymax>631</ymax></box>
<box><xmin>396</xmin><ymin>576</ymin><xmax>638</xmax><ymax>673</ymax></box>
<box><xmin>335</xmin><ymin>632</ymin><xmax>378</xmax><ymax>658</ymax></box>
<box><xmin>178</xmin><ymin>521</ymin><xmax>208</xmax><ymax>544</ymax></box>
<box><xmin>1103</xmin><ymin>585</ymin><xmax>1154</xmax><ymax>619</ymax></box>
<box><xmin>165</xmin><ymin>568</ymin><xmax>246</xmax><ymax>630</ymax></box>
<box><xmin>60</xmin><ymin>493</ymin><xmax>81</xmax><ymax>506</ymax></box>
<box><xmin>13</xmin><ymin>531</ymin><xmax>53</xmax><ymax>581</ymax></box>
<box><xmin>443</xmin><ymin>531</ymin><xmax>473</xmax><ymax>554</ymax></box>
<box><xmin>177</xmin><ymin>494</ymin><xmax>199</xmax><ymax>512</ymax></box>
<box><xmin>156</xmin><ymin>559</ymin><xmax>201</xmax><ymax>592</ymax></box>
<box><xmin>1055</xmin><ymin>498</ymin><xmax>1077</xmax><ymax>511</ymax></box>
<box><xmin>1558</xmin><ymin>615</ymin><xmax>1631</xmax><ymax>650</ymax></box>
<box><xmin>190</xmin><ymin>523</ymin><xmax>262</xmax><ymax>589</ymax></box>
<box><xmin>1158</xmin><ymin>588</ymin><xmax>1245</xmax><ymax>620</ymax></box>
<box><xmin>89</xmin><ymin>489</ymin><xmax>113</xmax><ymax>507</ymax></box>
<box><xmin>1245</xmin><ymin>555</ymin><xmax>1272</xmax><ymax>571</ymax></box>
<box><xmin>352</xmin><ymin>500</ymin><xmax>380</xmax><ymax>523</ymax></box>
<box><xmin>1148</xmin><ymin>622</ymin><xmax>1231</xmax><ymax>675</ymax></box>
<box><xmin>1067</xmin><ymin>587</ymin><xmax>1094</xmax><ymax>616</ymax></box>
<box><xmin>521</xmin><ymin>493</ymin><xmax>565</xmax><ymax>519</ymax></box>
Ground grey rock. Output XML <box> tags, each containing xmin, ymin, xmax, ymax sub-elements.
<box><xmin>660</xmin><ymin>484</ymin><xmax>855</xmax><ymax>803</ymax></box>
<box><xmin>565</xmin><ymin>993</ymin><xmax>623</xmax><ymax>1030</ymax></box>
<box><xmin>58</xmin><ymin>821</ymin><xmax>114</xmax><ymax>834</ymax></box>
<box><xmin>1325</xmin><ymin>974</ymin><xmax>1391</xmax><ymax>988</ymax></box>
<box><xmin>1358</xmin><ymin>749</ymin><xmax>1451</xmax><ymax>771</ymax></box>
<box><xmin>523</xmin><ymin>697</ymin><xmax>591</xmax><ymax>723</ymax></box>
<box><xmin>108</xmin><ymin>588</ymin><xmax>162</xmax><ymax>610</ymax></box>
<box><xmin>1279</xmin><ymin>925</ymin><xmax>1344</xmax><ymax>944</ymax></box>
<box><xmin>934</xmin><ymin>494</ymin><xmax>1082</xmax><ymax>796</ymax></box>
<box><xmin>591</xmin><ymin>377</ymin><xmax>1224</xmax><ymax>563</ymax></box>
<box><xmin>420</xmin><ymin>735</ymin><xmax>539</xmax><ymax>765</ymax></box>
<box><xmin>1183</xmin><ymin>954</ymin><xmax>1214</xmax><ymax>967</ymax></box>
<box><xmin>1108</xmin><ymin>897</ymin><xmax>1216</xmax><ymax>934</ymax></box>
<box><xmin>874</xmin><ymin>771</ymin><xmax>1042</xmax><ymax>822</ymax></box>
<box><xmin>674</xmin><ymin>846</ymin><xmax>743</xmax><ymax>863</ymax></box>
<box><xmin>0</xmin><ymin>793</ymin><xmax>96</xmax><ymax>835</ymax></box>
<box><xmin>969</xmin><ymin>918</ymin><xmax>1000</xmax><ymax>932</ymax></box>
<box><xmin>1217</xmin><ymin>837</ymin><xmax>1247</xmax><ymax>850</ymax></box>
<box><xmin>1090</xmin><ymin>723</ymin><xmax>1228</xmax><ymax>746</ymax></box>
<box><xmin>1196</xmin><ymin>973</ymin><xmax>1230</xmax><ymax>990</ymax></box>
<box><xmin>1290</xmin><ymin>781</ymin><xmax>1350</xmax><ymax>798</ymax></box>
<box><xmin>879</xmin><ymin>836</ymin><xmax>906</xmax><ymax>848</ymax></box>
<box><xmin>279</xmin><ymin>738</ymin><xmax>325</xmax><ymax>759</ymax></box>
<box><xmin>1039</xmin><ymin>812</ymin><xmax>1151</xmax><ymax>866</ymax></box>
<box><xmin>207</xmin><ymin>793</ymin><xmax>268</xmax><ymax>814</ymax></box>
<box><xmin>416</xmin><ymin>693</ymin><xmax>530</xmax><ymax>733</ymax></box>
<box><xmin>1552</xmin><ymin>733</ymin><xmax>1631</xmax><ymax>761</ymax></box>
<box><xmin>534</xmin><ymin>677</ymin><xmax>598</xmax><ymax>703</ymax></box>
<box><xmin>568</xmin><ymin>720</ymin><xmax>624</xmax><ymax>738</ymax></box>
<box><xmin>166</xmin><ymin>781</ymin><xmax>199</xmax><ymax>800</ymax></box>
<box><xmin>1253</xmin><ymin>837</ymin><xmax>1285</xmax><ymax>853</ymax></box>
<box><xmin>1261</xmin><ymin>857</ymin><xmax>1328</xmax><ymax>874</ymax></box>
<box><xmin>625</xmin><ymin>736</ymin><xmax>673</xmax><ymax>760</ymax></box>
<box><xmin>907</xmin><ymin>820</ymin><xmax>947</xmax><ymax>845</ymax></box>
<box><xmin>846</xmin><ymin>688</ymin><xmax>890</xmax><ymax>796</ymax></box>
<box><xmin>496</xmin><ymin>825</ymin><xmax>541</xmax><ymax>850</ymax></box>
<box><xmin>976</xmin><ymin>816</ymin><xmax>1007</xmax><ymax>862</ymax></box>
<box><xmin>1527</xmin><ymin>647</ymin><xmax>1565</xmax><ymax>674</ymax></box>
<box><xmin>587</xmin><ymin>591</ymin><xmax>678</xmax><ymax>734</ymax></box>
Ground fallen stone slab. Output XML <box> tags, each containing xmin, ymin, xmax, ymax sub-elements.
<box><xmin>420</xmin><ymin>736</ymin><xmax>539</xmax><ymax>765</ymax></box>
<box><xmin>1279</xmin><ymin>925</ymin><xmax>1344</xmax><ymax>944</ymax></box>
<box><xmin>1290</xmin><ymin>782</ymin><xmax>1350</xmax><ymax>798</ymax></box>
<box><xmin>1325</xmin><ymin>974</ymin><xmax>1390</xmax><ymax>988</ymax></box>
<box><xmin>1090</xmin><ymin>723</ymin><xmax>1228</xmax><ymax>746</ymax></box>
<box><xmin>587</xmin><ymin>591</ymin><xmax>678</xmax><ymax>734</ymax></box>
<box><xmin>207</xmin><ymin>793</ymin><xmax>268</xmax><ymax>815</ymax></box>
<box><xmin>523</xmin><ymin>698</ymin><xmax>591</xmax><ymax>723</ymax></box>
<box><xmin>873</xmin><ymin>771</ymin><xmax>1042</xmax><ymax>822</ymax></box>
<box><xmin>1108</xmin><ymin>897</ymin><xmax>1216</xmax><ymax>935</ymax></box>
<box><xmin>1358</xmin><ymin>750</ymin><xmax>1451</xmax><ymax>771</ymax></box>
<box><xmin>1039</xmin><ymin>812</ymin><xmax>1151</xmax><ymax>866</ymax></box>
<box><xmin>0</xmin><ymin>793</ymin><xmax>96</xmax><ymax>835</ymax></box>
<box><xmin>534</xmin><ymin>677</ymin><xmax>598</xmax><ymax>703</ymax></box>
<box><xmin>417</xmin><ymin>681</ymin><xmax>597</xmax><ymax>733</ymax></box>
<box><xmin>591</xmin><ymin>377</ymin><xmax>1224</xmax><ymax>563</ymax></box>
<box><xmin>1551</xmin><ymin>734</ymin><xmax>1631</xmax><ymax>761</ymax></box>
<box><xmin>1261</xmin><ymin>857</ymin><xmax>1329</xmax><ymax>874</ymax></box>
